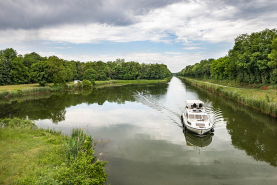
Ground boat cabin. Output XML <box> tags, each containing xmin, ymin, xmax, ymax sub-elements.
<box><xmin>185</xmin><ymin>100</ymin><xmax>204</xmax><ymax>109</ymax></box>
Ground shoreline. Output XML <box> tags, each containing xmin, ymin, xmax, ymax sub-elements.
<box><xmin>0</xmin><ymin>118</ymin><xmax>107</xmax><ymax>184</ymax></box>
<box><xmin>179</xmin><ymin>77</ymin><xmax>277</xmax><ymax>118</ymax></box>
<box><xmin>0</xmin><ymin>79</ymin><xmax>170</xmax><ymax>100</ymax></box>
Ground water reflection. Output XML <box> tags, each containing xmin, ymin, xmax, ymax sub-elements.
<box><xmin>183</xmin><ymin>80</ymin><xmax>277</xmax><ymax>167</ymax></box>
<box><xmin>184</xmin><ymin>130</ymin><xmax>213</xmax><ymax>148</ymax></box>
<box><xmin>0</xmin><ymin>83</ymin><xmax>168</xmax><ymax>123</ymax></box>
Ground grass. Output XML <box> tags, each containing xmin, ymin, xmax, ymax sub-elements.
<box><xmin>0</xmin><ymin>83</ymin><xmax>41</xmax><ymax>91</ymax></box>
<box><xmin>0</xmin><ymin>118</ymin><xmax>107</xmax><ymax>185</ymax></box>
<box><xmin>180</xmin><ymin>77</ymin><xmax>277</xmax><ymax>118</ymax></box>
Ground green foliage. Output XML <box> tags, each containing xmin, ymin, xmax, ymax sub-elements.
<box><xmin>84</xmin><ymin>68</ymin><xmax>97</xmax><ymax>83</ymax></box>
<box><xmin>82</xmin><ymin>80</ymin><xmax>92</xmax><ymax>89</ymax></box>
<box><xmin>30</xmin><ymin>61</ymin><xmax>50</xmax><ymax>85</ymax></box>
<box><xmin>0</xmin><ymin>48</ymin><xmax>17</xmax><ymax>85</ymax></box>
<box><xmin>268</xmin><ymin>37</ymin><xmax>277</xmax><ymax>73</ymax></box>
<box><xmin>35</xmin><ymin>128</ymin><xmax>107</xmax><ymax>185</ymax></box>
<box><xmin>0</xmin><ymin>48</ymin><xmax>172</xmax><ymax>88</ymax></box>
<box><xmin>47</xmin><ymin>56</ymin><xmax>66</xmax><ymax>86</ymax></box>
<box><xmin>178</xmin><ymin>28</ymin><xmax>277</xmax><ymax>85</ymax></box>
<box><xmin>10</xmin><ymin>56</ymin><xmax>30</xmax><ymax>84</ymax></box>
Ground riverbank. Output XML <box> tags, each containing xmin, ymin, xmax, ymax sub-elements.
<box><xmin>179</xmin><ymin>77</ymin><xmax>277</xmax><ymax>118</ymax></box>
<box><xmin>0</xmin><ymin>118</ymin><xmax>107</xmax><ymax>185</ymax></box>
<box><xmin>0</xmin><ymin>78</ymin><xmax>170</xmax><ymax>99</ymax></box>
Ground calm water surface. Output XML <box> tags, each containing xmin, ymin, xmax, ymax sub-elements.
<box><xmin>1</xmin><ymin>77</ymin><xmax>277</xmax><ymax>184</ymax></box>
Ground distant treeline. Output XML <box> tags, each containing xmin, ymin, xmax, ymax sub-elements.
<box><xmin>0</xmin><ymin>49</ymin><xmax>172</xmax><ymax>86</ymax></box>
<box><xmin>177</xmin><ymin>28</ymin><xmax>277</xmax><ymax>84</ymax></box>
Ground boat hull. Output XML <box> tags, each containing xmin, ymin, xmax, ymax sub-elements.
<box><xmin>182</xmin><ymin>113</ymin><xmax>212</xmax><ymax>135</ymax></box>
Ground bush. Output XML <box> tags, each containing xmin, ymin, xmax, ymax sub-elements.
<box><xmin>39</xmin><ymin>81</ymin><xmax>47</xmax><ymax>86</ymax></box>
<box><xmin>84</xmin><ymin>69</ymin><xmax>97</xmax><ymax>84</ymax></box>
<box><xmin>82</xmin><ymin>80</ymin><xmax>92</xmax><ymax>89</ymax></box>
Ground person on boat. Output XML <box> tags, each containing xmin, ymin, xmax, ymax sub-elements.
<box><xmin>193</xmin><ymin>103</ymin><xmax>197</xmax><ymax>108</ymax></box>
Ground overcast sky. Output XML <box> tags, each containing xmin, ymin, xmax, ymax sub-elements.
<box><xmin>0</xmin><ymin>0</ymin><xmax>276</xmax><ymax>72</ymax></box>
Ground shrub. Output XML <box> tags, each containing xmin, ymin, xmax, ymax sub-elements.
<box><xmin>39</xmin><ymin>81</ymin><xmax>47</xmax><ymax>86</ymax></box>
<box><xmin>82</xmin><ymin>80</ymin><xmax>92</xmax><ymax>89</ymax></box>
<box><xmin>84</xmin><ymin>69</ymin><xmax>97</xmax><ymax>84</ymax></box>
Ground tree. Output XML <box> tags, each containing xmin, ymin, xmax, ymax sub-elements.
<box><xmin>268</xmin><ymin>37</ymin><xmax>277</xmax><ymax>84</ymax></box>
<box><xmin>47</xmin><ymin>56</ymin><xmax>66</xmax><ymax>86</ymax></box>
<box><xmin>10</xmin><ymin>56</ymin><xmax>30</xmax><ymax>84</ymax></box>
<box><xmin>30</xmin><ymin>61</ymin><xmax>50</xmax><ymax>86</ymax></box>
<box><xmin>0</xmin><ymin>48</ymin><xmax>17</xmax><ymax>85</ymax></box>
<box><xmin>83</xmin><ymin>69</ymin><xmax>97</xmax><ymax>84</ymax></box>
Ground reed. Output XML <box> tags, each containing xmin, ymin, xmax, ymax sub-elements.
<box><xmin>0</xmin><ymin>90</ymin><xmax>9</xmax><ymax>98</ymax></box>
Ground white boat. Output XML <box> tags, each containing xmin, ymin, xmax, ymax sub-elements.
<box><xmin>181</xmin><ymin>100</ymin><xmax>214</xmax><ymax>135</ymax></box>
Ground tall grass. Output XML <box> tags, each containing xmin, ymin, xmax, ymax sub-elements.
<box><xmin>182</xmin><ymin>77</ymin><xmax>277</xmax><ymax>118</ymax></box>
<box><xmin>0</xmin><ymin>118</ymin><xmax>107</xmax><ymax>184</ymax></box>
<box><xmin>0</xmin><ymin>90</ymin><xmax>9</xmax><ymax>98</ymax></box>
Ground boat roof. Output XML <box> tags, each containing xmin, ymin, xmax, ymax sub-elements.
<box><xmin>186</xmin><ymin>100</ymin><xmax>204</xmax><ymax>104</ymax></box>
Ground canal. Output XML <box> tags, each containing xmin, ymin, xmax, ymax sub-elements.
<box><xmin>1</xmin><ymin>77</ymin><xmax>277</xmax><ymax>184</ymax></box>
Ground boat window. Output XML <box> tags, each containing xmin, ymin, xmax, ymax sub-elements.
<box><xmin>188</xmin><ymin>114</ymin><xmax>194</xmax><ymax>119</ymax></box>
<box><xmin>202</xmin><ymin>115</ymin><xmax>208</xmax><ymax>121</ymax></box>
<box><xmin>195</xmin><ymin>115</ymin><xmax>201</xmax><ymax>119</ymax></box>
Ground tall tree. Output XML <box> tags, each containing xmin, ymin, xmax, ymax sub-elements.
<box><xmin>47</xmin><ymin>56</ymin><xmax>66</xmax><ymax>86</ymax></box>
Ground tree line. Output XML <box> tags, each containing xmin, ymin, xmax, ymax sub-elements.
<box><xmin>177</xmin><ymin>28</ymin><xmax>277</xmax><ymax>84</ymax></box>
<box><xmin>0</xmin><ymin>49</ymin><xmax>172</xmax><ymax>86</ymax></box>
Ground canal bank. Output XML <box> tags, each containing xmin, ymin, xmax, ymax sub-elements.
<box><xmin>179</xmin><ymin>77</ymin><xmax>277</xmax><ymax>118</ymax></box>
<box><xmin>0</xmin><ymin>118</ymin><xmax>107</xmax><ymax>184</ymax></box>
<box><xmin>0</xmin><ymin>78</ymin><xmax>171</xmax><ymax>100</ymax></box>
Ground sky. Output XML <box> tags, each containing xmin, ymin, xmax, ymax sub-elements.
<box><xmin>0</xmin><ymin>0</ymin><xmax>276</xmax><ymax>72</ymax></box>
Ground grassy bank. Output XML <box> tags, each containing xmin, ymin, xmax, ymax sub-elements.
<box><xmin>0</xmin><ymin>118</ymin><xmax>107</xmax><ymax>185</ymax></box>
<box><xmin>0</xmin><ymin>79</ymin><xmax>170</xmax><ymax>99</ymax></box>
<box><xmin>180</xmin><ymin>77</ymin><xmax>277</xmax><ymax>118</ymax></box>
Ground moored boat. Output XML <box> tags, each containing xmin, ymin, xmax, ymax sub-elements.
<box><xmin>181</xmin><ymin>100</ymin><xmax>214</xmax><ymax>135</ymax></box>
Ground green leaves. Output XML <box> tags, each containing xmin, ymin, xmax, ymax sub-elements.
<box><xmin>47</xmin><ymin>56</ymin><xmax>66</xmax><ymax>86</ymax></box>
<box><xmin>178</xmin><ymin>28</ymin><xmax>277</xmax><ymax>84</ymax></box>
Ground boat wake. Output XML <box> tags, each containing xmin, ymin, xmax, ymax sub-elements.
<box><xmin>134</xmin><ymin>91</ymin><xmax>182</xmax><ymax>128</ymax></box>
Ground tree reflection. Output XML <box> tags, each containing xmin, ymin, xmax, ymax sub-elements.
<box><xmin>185</xmin><ymin>82</ymin><xmax>277</xmax><ymax>167</ymax></box>
<box><xmin>0</xmin><ymin>83</ymin><xmax>168</xmax><ymax>124</ymax></box>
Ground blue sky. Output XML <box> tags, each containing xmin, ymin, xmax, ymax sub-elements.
<box><xmin>0</xmin><ymin>0</ymin><xmax>276</xmax><ymax>72</ymax></box>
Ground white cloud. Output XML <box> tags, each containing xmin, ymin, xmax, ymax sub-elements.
<box><xmin>165</xmin><ymin>52</ymin><xmax>181</xmax><ymax>55</ymax></box>
<box><xmin>182</xmin><ymin>47</ymin><xmax>206</xmax><ymax>50</ymax></box>
<box><xmin>0</xmin><ymin>0</ymin><xmax>276</xmax><ymax>45</ymax></box>
<box><xmin>53</xmin><ymin>47</ymin><xmax>72</xmax><ymax>49</ymax></box>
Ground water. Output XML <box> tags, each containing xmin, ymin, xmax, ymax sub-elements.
<box><xmin>1</xmin><ymin>77</ymin><xmax>277</xmax><ymax>184</ymax></box>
